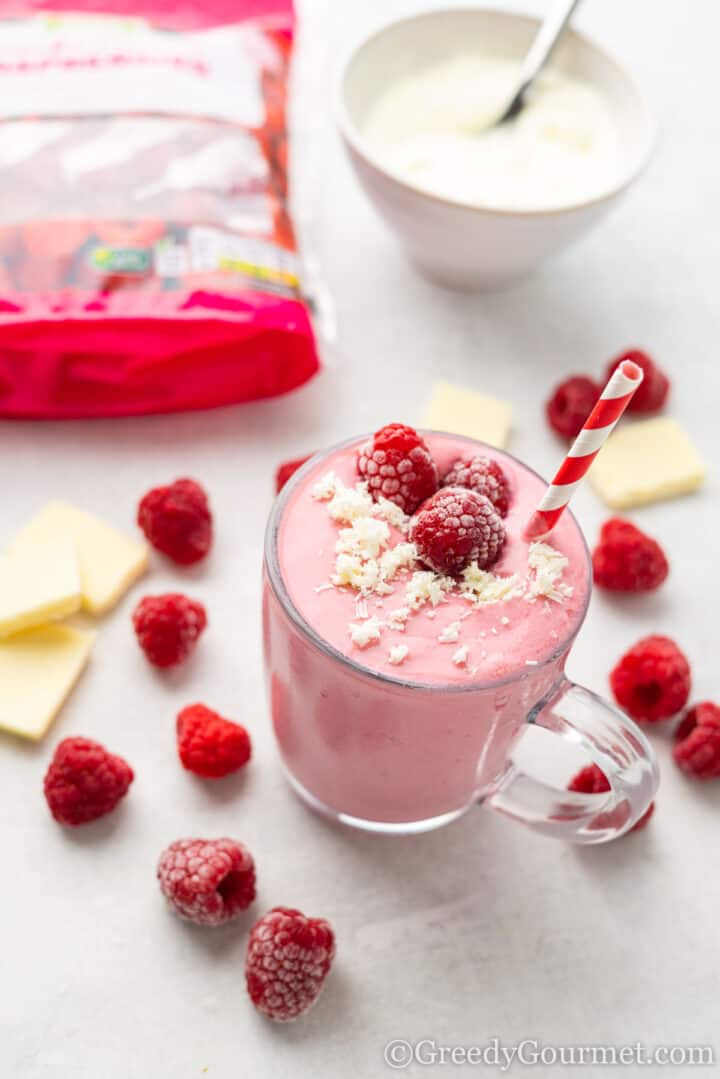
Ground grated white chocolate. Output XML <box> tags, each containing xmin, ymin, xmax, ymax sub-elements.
<box><xmin>336</xmin><ymin>516</ymin><xmax>390</xmax><ymax>560</ymax></box>
<box><xmin>379</xmin><ymin>542</ymin><xmax>417</xmax><ymax>582</ymax></box>
<box><xmin>452</xmin><ymin>645</ymin><xmax>469</xmax><ymax>667</ymax></box>
<box><xmin>388</xmin><ymin>644</ymin><xmax>410</xmax><ymax>665</ymax></box>
<box><xmin>405</xmin><ymin>571</ymin><xmax>453</xmax><ymax>610</ymax></box>
<box><xmin>327</xmin><ymin>483</ymin><xmax>374</xmax><ymax>524</ymax></box>
<box><xmin>438</xmin><ymin>620</ymin><xmax>461</xmax><ymax>644</ymax></box>
<box><xmin>349</xmin><ymin>616</ymin><xmax>383</xmax><ymax>648</ymax></box>
<box><xmin>387</xmin><ymin>606</ymin><xmax>410</xmax><ymax>631</ymax></box>
<box><xmin>373</xmin><ymin>497</ymin><xmax>411</xmax><ymax>531</ymax></box>
<box><xmin>311</xmin><ymin>471</ymin><xmax>339</xmax><ymax>501</ymax></box>
<box><xmin>526</xmin><ymin>542</ymin><xmax>574</xmax><ymax>603</ymax></box>
<box><xmin>460</xmin><ymin>563</ymin><xmax>523</xmax><ymax>605</ymax></box>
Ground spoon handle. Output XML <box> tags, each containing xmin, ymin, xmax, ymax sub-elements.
<box><xmin>501</xmin><ymin>0</ymin><xmax>583</xmax><ymax>121</ymax></box>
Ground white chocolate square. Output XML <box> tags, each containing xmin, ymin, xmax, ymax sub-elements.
<box><xmin>0</xmin><ymin>536</ymin><xmax>81</xmax><ymax>638</ymax></box>
<box><xmin>591</xmin><ymin>417</ymin><xmax>706</xmax><ymax>509</ymax></box>
<box><xmin>422</xmin><ymin>382</ymin><xmax>512</xmax><ymax>448</ymax></box>
<box><xmin>0</xmin><ymin>625</ymin><xmax>95</xmax><ymax>741</ymax></box>
<box><xmin>9</xmin><ymin>501</ymin><xmax>148</xmax><ymax>614</ymax></box>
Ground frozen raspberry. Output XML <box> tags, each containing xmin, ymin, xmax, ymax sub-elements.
<box><xmin>157</xmin><ymin>837</ymin><xmax>256</xmax><ymax>926</ymax></box>
<box><xmin>43</xmin><ymin>737</ymin><xmax>133</xmax><ymax>826</ymax></box>
<box><xmin>441</xmin><ymin>455</ymin><xmax>511</xmax><ymax>517</ymax></box>
<box><xmin>357</xmin><ymin>423</ymin><xmax>438</xmax><ymax>514</ymax></box>
<box><xmin>133</xmin><ymin>593</ymin><xmax>207</xmax><ymax>668</ymax></box>
<box><xmin>593</xmin><ymin>518</ymin><xmax>669</xmax><ymax>592</ymax></box>
<box><xmin>568</xmin><ymin>764</ymin><xmax>654</xmax><ymax>831</ymax></box>
<box><xmin>610</xmin><ymin>635</ymin><xmax>691</xmax><ymax>722</ymax></box>
<box><xmin>137</xmin><ymin>478</ymin><xmax>212</xmax><ymax>565</ymax></box>
<box><xmin>673</xmin><ymin>702</ymin><xmax>720</xmax><ymax>779</ymax></box>
<box><xmin>545</xmin><ymin>376</ymin><xmax>600</xmax><ymax>439</ymax></box>
<box><xmin>177</xmin><ymin>703</ymin><xmax>252</xmax><ymax>779</ymax></box>
<box><xmin>246</xmin><ymin>907</ymin><xmax>335</xmax><ymax>1021</ymax></box>
<box><xmin>606</xmin><ymin>349</ymin><xmax>669</xmax><ymax>413</ymax></box>
<box><xmin>410</xmin><ymin>486</ymin><xmax>505</xmax><ymax>575</ymax></box>
<box><xmin>275</xmin><ymin>454</ymin><xmax>312</xmax><ymax>493</ymax></box>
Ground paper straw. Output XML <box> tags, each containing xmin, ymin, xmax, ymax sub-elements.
<box><xmin>525</xmin><ymin>360</ymin><xmax>644</xmax><ymax>540</ymax></box>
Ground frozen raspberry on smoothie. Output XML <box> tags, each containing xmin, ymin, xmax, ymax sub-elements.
<box><xmin>410</xmin><ymin>486</ymin><xmax>506</xmax><ymax>575</ymax></box>
<box><xmin>357</xmin><ymin>423</ymin><xmax>438</xmax><ymax>514</ymax></box>
<box><xmin>441</xmin><ymin>455</ymin><xmax>511</xmax><ymax>517</ymax></box>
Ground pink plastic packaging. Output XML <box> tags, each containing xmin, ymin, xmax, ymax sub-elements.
<box><xmin>0</xmin><ymin>0</ymin><xmax>319</xmax><ymax>417</ymax></box>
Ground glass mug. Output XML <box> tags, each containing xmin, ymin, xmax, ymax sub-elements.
<box><xmin>262</xmin><ymin>434</ymin><xmax>658</xmax><ymax>843</ymax></box>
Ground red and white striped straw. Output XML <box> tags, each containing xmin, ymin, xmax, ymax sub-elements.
<box><xmin>525</xmin><ymin>359</ymin><xmax>644</xmax><ymax>541</ymax></box>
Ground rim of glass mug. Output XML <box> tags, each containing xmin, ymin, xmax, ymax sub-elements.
<box><xmin>264</xmin><ymin>431</ymin><xmax>592</xmax><ymax>693</ymax></box>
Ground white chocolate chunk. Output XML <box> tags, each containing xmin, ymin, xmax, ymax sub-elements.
<box><xmin>10</xmin><ymin>502</ymin><xmax>148</xmax><ymax>615</ymax></box>
<box><xmin>349</xmin><ymin>616</ymin><xmax>383</xmax><ymax>649</ymax></box>
<box><xmin>452</xmin><ymin>645</ymin><xmax>469</xmax><ymax>667</ymax></box>
<box><xmin>422</xmin><ymin>381</ymin><xmax>512</xmax><ymax>448</ymax></box>
<box><xmin>0</xmin><ymin>536</ymin><xmax>81</xmax><ymax>638</ymax></box>
<box><xmin>388</xmin><ymin>644</ymin><xmax>409</xmax><ymax>665</ymax></box>
<box><xmin>0</xmin><ymin>625</ymin><xmax>95</xmax><ymax>740</ymax></box>
<box><xmin>590</xmin><ymin>417</ymin><xmax>706</xmax><ymax>509</ymax></box>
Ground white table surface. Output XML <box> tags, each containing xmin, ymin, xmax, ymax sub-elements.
<box><xmin>2</xmin><ymin>1</ymin><xmax>719</xmax><ymax>1076</ymax></box>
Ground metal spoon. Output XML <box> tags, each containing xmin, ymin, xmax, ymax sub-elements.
<box><xmin>481</xmin><ymin>0</ymin><xmax>584</xmax><ymax>130</ymax></box>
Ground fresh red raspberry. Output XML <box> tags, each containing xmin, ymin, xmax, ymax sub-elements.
<box><xmin>593</xmin><ymin>518</ymin><xmax>669</xmax><ymax>592</ymax></box>
<box><xmin>43</xmin><ymin>737</ymin><xmax>133</xmax><ymax>826</ymax></box>
<box><xmin>410</xmin><ymin>486</ymin><xmax>505</xmax><ymax>575</ymax></box>
<box><xmin>137</xmin><ymin>478</ymin><xmax>212</xmax><ymax>565</ymax></box>
<box><xmin>545</xmin><ymin>376</ymin><xmax>600</xmax><ymax>438</ymax></box>
<box><xmin>568</xmin><ymin>764</ymin><xmax>654</xmax><ymax>831</ymax></box>
<box><xmin>157</xmin><ymin>837</ymin><xmax>256</xmax><ymax>926</ymax></box>
<box><xmin>177</xmin><ymin>703</ymin><xmax>252</xmax><ymax>779</ymax></box>
<box><xmin>673</xmin><ymin>702</ymin><xmax>720</xmax><ymax>779</ymax></box>
<box><xmin>246</xmin><ymin>907</ymin><xmax>335</xmax><ymax>1022</ymax></box>
<box><xmin>606</xmin><ymin>349</ymin><xmax>669</xmax><ymax>413</ymax></box>
<box><xmin>441</xmin><ymin>455</ymin><xmax>511</xmax><ymax>517</ymax></box>
<box><xmin>133</xmin><ymin>593</ymin><xmax>207</xmax><ymax>668</ymax></box>
<box><xmin>275</xmin><ymin>454</ymin><xmax>312</xmax><ymax>493</ymax></box>
<box><xmin>357</xmin><ymin>423</ymin><xmax>438</xmax><ymax>514</ymax></box>
<box><xmin>610</xmin><ymin>635</ymin><xmax>691</xmax><ymax>722</ymax></box>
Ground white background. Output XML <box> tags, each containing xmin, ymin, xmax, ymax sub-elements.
<box><xmin>2</xmin><ymin>1</ymin><xmax>719</xmax><ymax>1076</ymax></box>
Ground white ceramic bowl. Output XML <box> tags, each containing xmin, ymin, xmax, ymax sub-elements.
<box><xmin>337</xmin><ymin>8</ymin><xmax>655</xmax><ymax>291</ymax></box>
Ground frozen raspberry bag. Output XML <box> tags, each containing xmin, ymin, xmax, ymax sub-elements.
<box><xmin>0</xmin><ymin>1</ymin><xmax>320</xmax><ymax>417</ymax></box>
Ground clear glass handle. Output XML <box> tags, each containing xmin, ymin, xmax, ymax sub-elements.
<box><xmin>483</xmin><ymin>679</ymin><xmax>659</xmax><ymax>844</ymax></box>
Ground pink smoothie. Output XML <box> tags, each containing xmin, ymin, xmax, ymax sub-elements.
<box><xmin>263</xmin><ymin>433</ymin><xmax>591</xmax><ymax>828</ymax></box>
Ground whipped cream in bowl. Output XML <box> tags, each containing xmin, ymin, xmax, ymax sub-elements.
<box><xmin>338</xmin><ymin>8</ymin><xmax>654</xmax><ymax>289</ymax></box>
